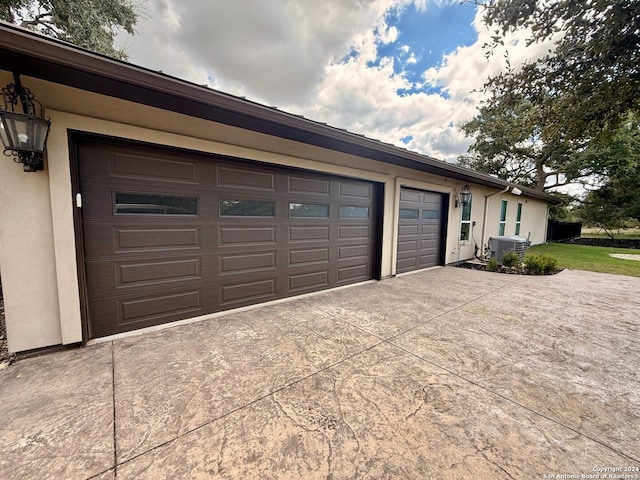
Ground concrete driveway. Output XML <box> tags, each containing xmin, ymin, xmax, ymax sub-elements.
<box><xmin>1</xmin><ymin>267</ymin><xmax>638</xmax><ymax>479</ymax></box>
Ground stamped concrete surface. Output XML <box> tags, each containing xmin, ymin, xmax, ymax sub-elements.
<box><xmin>0</xmin><ymin>267</ymin><xmax>638</xmax><ymax>479</ymax></box>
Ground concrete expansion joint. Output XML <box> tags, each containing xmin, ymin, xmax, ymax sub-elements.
<box><xmin>105</xmin><ymin>336</ymin><xmax>387</xmax><ymax>476</ymax></box>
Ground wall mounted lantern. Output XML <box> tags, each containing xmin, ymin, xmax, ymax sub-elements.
<box><xmin>0</xmin><ymin>73</ymin><xmax>50</xmax><ymax>172</ymax></box>
<box><xmin>459</xmin><ymin>184</ymin><xmax>472</xmax><ymax>207</ymax></box>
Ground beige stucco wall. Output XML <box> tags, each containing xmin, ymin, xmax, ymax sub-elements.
<box><xmin>0</xmin><ymin>150</ymin><xmax>63</xmax><ymax>351</ymax></box>
<box><xmin>0</xmin><ymin>73</ymin><xmax>550</xmax><ymax>352</ymax></box>
<box><xmin>482</xmin><ymin>192</ymin><xmax>549</xmax><ymax>247</ymax></box>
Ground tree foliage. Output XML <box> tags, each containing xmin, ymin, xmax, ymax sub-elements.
<box><xmin>0</xmin><ymin>0</ymin><xmax>139</xmax><ymax>59</ymax></box>
<box><xmin>459</xmin><ymin>96</ymin><xmax>590</xmax><ymax>191</ymax></box>
<box><xmin>460</xmin><ymin>0</ymin><xmax>640</xmax><ymax>193</ymax></box>
<box><xmin>575</xmin><ymin>118</ymin><xmax>640</xmax><ymax>231</ymax></box>
<box><xmin>480</xmin><ymin>0</ymin><xmax>640</xmax><ymax>141</ymax></box>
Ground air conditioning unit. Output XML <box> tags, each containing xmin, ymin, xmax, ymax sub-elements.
<box><xmin>490</xmin><ymin>236</ymin><xmax>528</xmax><ymax>263</ymax></box>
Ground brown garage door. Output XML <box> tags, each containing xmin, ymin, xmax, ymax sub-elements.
<box><xmin>77</xmin><ymin>138</ymin><xmax>380</xmax><ymax>338</ymax></box>
<box><xmin>396</xmin><ymin>187</ymin><xmax>446</xmax><ymax>273</ymax></box>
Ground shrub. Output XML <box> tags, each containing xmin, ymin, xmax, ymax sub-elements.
<box><xmin>501</xmin><ymin>250</ymin><xmax>521</xmax><ymax>268</ymax></box>
<box><xmin>524</xmin><ymin>254</ymin><xmax>558</xmax><ymax>275</ymax></box>
<box><xmin>486</xmin><ymin>257</ymin><xmax>499</xmax><ymax>272</ymax></box>
<box><xmin>542</xmin><ymin>255</ymin><xmax>558</xmax><ymax>274</ymax></box>
<box><xmin>524</xmin><ymin>254</ymin><xmax>543</xmax><ymax>274</ymax></box>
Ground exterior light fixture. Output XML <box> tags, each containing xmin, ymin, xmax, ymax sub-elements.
<box><xmin>0</xmin><ymin>73</ymin><xmax>50</xmax><ymax>172</ymax></box>
<box><xmin>459</xmin><ymin>184</ymin><xmax>472</xmax><ymax>207</ymax></box>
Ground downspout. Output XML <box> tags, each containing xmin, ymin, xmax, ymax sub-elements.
<box><xmin>480</xmin><ymin>186</ymin><xmax>510</xmax><ymax>257</ymax></box>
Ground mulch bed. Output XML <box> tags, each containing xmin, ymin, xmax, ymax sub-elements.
<box><xmin>457</xmin><ymin>262</ymin><xmax>561</xmax><ymax>275</ymax></box>
<box><xmin>0</xmin><ymin>294</ymin><xmax>11</xmax><ymax>366</ymax></box>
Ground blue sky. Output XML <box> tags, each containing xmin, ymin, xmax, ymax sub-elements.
<box><xmin>119</xmin><ymin>0</ymin><xmax>548</xmax><ymax>162</ymax></box>
<box><xmin>372</xmin><ymin>1</ymin><xmax>478</xmax><ymax>95</ymax></box>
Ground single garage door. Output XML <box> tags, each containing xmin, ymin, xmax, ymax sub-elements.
<box><xmin>396</xmin><ymin>187</ymin><xmax>446</xmax><ymax>274</ymax></box>
<box><xmin>77</xmin><ymin>138</ymin><xmax>380</xmax><ymax>338</ymax></box>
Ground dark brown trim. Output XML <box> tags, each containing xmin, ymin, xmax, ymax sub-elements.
<box><xmin>0</xmin><ymin>23</ymin><xmax>559</xmax><ymax>204</ymax></box>
<box><xmin>439</xmin><ymin>193</ymin><xmax>450</xmax><ymax>266</ymax></box>
<box><xmin>372</xmin><ymin>182</ymin><xmax>385</xmax><ymax>280</ymax></box>
<box><xmin>68</xmin><ymin>132</ymin><xmax>91</xmax><ymax>344</ymax></box>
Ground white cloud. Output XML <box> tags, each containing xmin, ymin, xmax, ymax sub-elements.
<box><xmin>124</xmin><ymin>0</ymin><xmax>409</xmax><ymax>104</ymax></box>
<box><xmin>120</xmin><ymin>1</ymin><xmax>557</xmax><ymax>162</ymax></box>
<box><xmin>301</xmin><ymin>6</ymin><xmax>558</xmax><ymax>161</ymax></box>
<box><xmin>424</xmin><ymin>10</ymin><xmax>556</xmax><ymax>102</ymax></box>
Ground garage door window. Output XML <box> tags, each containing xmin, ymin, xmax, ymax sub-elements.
<box><xmin>289</xmin><ymin>203</ymin><xmax>329</xmax><ymax>218</ymax></box>
<box><xmin>422</xmin><ymin>210</ymin><xmax>439</xmax><ymax>220</ymax></box>
<box><xmin>339</xmin><ymin>206</ymin><xmax>369</xmax><ymax>219</ymax></box>
<box><xmin>220</xmin><ymin>199</ymin><xmax>275</xmax><ymax>216</ymax></box>
<box><xmin>115</xmin><ymin>193</ymin><xmax>197</xmax><ymax>215</ymax></box>
<box><xmin>399</xmin><ymin>208</ymin><xmax>419</xmax><ymax>219</ymax></box>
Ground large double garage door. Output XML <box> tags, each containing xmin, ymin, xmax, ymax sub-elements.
<box><xmin>78</xmin><ymin>138</ymin><xmax>381</xmax><ymax>338</ymax></box>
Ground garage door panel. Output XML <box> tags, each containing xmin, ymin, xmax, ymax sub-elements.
<box><xmin>288</xmin><ymin>247</ymin><xmax>329</xmax><ymax>266</ymax></box>
<box><xmin>337</xmin><ymin>252</ymin><xmax>372</xmax><ymax>269</ymax></box>
<box><xmin>399</xmin><ymin>189</ymin><xmax>420</xmax><ymax>202</ymax></box>
<box><xmin>338</xmin><ymin>224</ymin><xmax>369</xmax><ymax>240</ymax></box>
<box><xmin>419</xmin><ymin>235</ymin><xmax>439</xmax><ymax>245</ymax></box>
<box><xmin>338</xmin><ymin>244</ymin><xmax>369</xmax><ymax>260</ymax></box>
<box><xmin>117</xmin><ymin>257</ymin><xmax>202</xmax><ymax>286</ymax></box>
<box><xmin>419</xmin><ymin>252</ymin><xmax>437</xmax><ymax>263</ymax></box>
<box><xmin>78</xmin><ymin>144</ymin><xmax>212</xmax><ymax>186</ymax></box>
<box><xmin>219</xmin><ymin>226</ymin><xmax>276</xmax><ymax>246</ymax></box>
<box><xmin>114</xmin><ymin>226</ymin><xmax>204</xmax><ymax>252</ymax></box>
<box><xmin>288</xmin><ymin>175</ymin><xmax>330</xmax><ymax>196</ymax></box>
<box><xmin>79</xmin><ymin>138</ymin><xmax>380</xmax><ymax>338</ymax></box>
<box><xmin>398</xmin><ymin>224</ymin><xmax>419</xmax><ymax>236</ymax></box>
<box><xmin>109</xmin><ymin>151</ymin><xmax>199</xmax><ymax>185</ymax></box>
<box><xmin>337</xmin><ymin>264</ymin><xmax>370</xmax><ymax>283</ymax></box>
<box><xmin>120</xmin><ymin>290</ymin><xmax>203</xmax><ymax>323</ymax></box>
<box><xmin>397</xmin><ymin>257</ymin><xmax>416</xmax><ymax>271</ymax></box>
<box><xmin>288</xmin><ymin>225</ymin><xmax>330</xmax><ymax>242</ymax></box>
<box><xmin>219</xmin><ymin>278</ymin><xmax>277</xmax><ymax>305</ymax></box>
<box><xmin>338</xmin><ymin>182</ymin><xmax>372</xmax><ymax>200</ymax></box>
<box><xmin>398</xmin><ymin>240</ymin><xmax>418</xmax><ymax>252</ymax></box>
<box><xmin>216</xmin><ymin>166</ymin><xmax>275</xmax><ymax>191</ymax></box>
<box><xmin>86</xmin><ymin>255</ymin><xmax>215</xmax><ymax>294</ymax></box>
<box><xmin>219</xmin><ymin>251</ymin><xmax>277</xmax><ymax>275</ymax></box>
<box><xmin>84</xmin><ymin>224</ymin><xmax>207</xmax><ymax>258</ymax></box>
<box><xmin>288</xmin><ymin>270</ymin><xmax>329</xmax><ymax>292</ymax></box>
<box><xmin>88</xmin><ymin>286</ymin><xmax>215</xmax><ymax>337</ymax></box>
<box><xmin>421</xmin><ymin>224</ymin><xmax>439</xmax><ymax>234</ymax></box>
<box><xmin>419</xmin><ymin>247</ymin><xmax>437</xmax><ymax>257</ymax></box>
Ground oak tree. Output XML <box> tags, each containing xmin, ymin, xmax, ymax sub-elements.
<box><xmin>480</xmin><ymin>0</ymin><xmax>640</xmax><ymax>141</ymax></box>
<box><xmin>0</xmin><ymin>0</ymin><xmax>139</xmax><ymax>59</ymax></box>
<box><xmin>461</xmin><ymin>0</ymin><xmax>640</xmax><ymax>193</ymax></box>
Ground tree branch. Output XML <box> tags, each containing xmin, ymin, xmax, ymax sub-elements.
<box><xmin>20</xmin><ymin>12</ymin><xmax>54</xmax><ymax>28</ymax></box>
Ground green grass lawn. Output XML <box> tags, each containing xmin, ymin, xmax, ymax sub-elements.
<box><xmin>528</xmin><ymin>242</ymin><xmax>640</xmax><ymax>277</ymax></box>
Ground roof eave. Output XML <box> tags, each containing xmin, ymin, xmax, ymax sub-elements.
<box><xmin>0</xmin><ymin>23</ymin><xmax>560</xmax><ymax>204</ymax></box>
